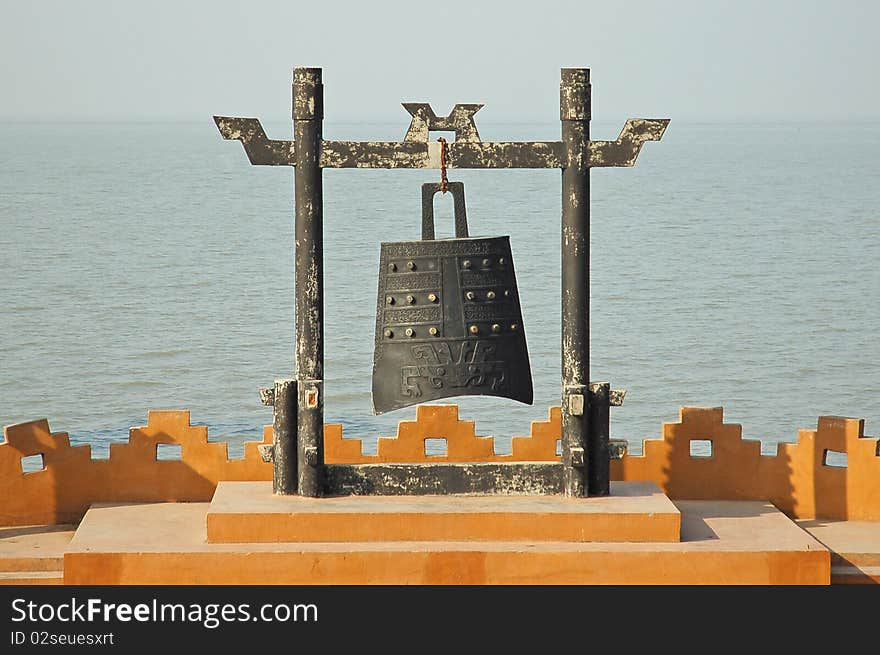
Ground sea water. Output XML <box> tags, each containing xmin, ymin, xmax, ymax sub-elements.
<box><xmin>1</xmin><ymin>120</ymin><xmax>878</xmax><ymax>460</ymax></box>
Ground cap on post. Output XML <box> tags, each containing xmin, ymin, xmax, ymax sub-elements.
<box><xmin>560</xmin><ymin>68</ymin><xmax>591</xmax><ymax>121</ymax></box>
<box><xmin>293</xmin><ymin>67</ymin><xmax>323</xmax><ymax>120</ymax></box>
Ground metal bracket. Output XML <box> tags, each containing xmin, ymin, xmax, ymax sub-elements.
<box><xmin>563</xmin><ymin>384</ymin><xmax>588</xmax><ymax>416</ymax></box>
<box><xmin>303</xmin><ymin>446</ymin><xmax>319</xmax><ymax>467</ymax></box>
<box><xmin>301</xmin><ymin>381</ymin><xmax>321</xmax><ymax>410</ymax></box>
<box><xmin>609</xmin><ymin>439</ymin><xmax>627</xmax><ymax>460</ymax></box>
<box><xmin>258</xmin><ymin>444</ymin><xmax>275</xmax><ymax>463</ymax></box>
<box><xmin>610</xmin><ymin>388</ymin><xmax>626</xmax><ymax>406</ymax></box>
<box><xmin>259</xmin><ymin>387</ymin><xmax>275</xmax><ymax>406</ymax></box>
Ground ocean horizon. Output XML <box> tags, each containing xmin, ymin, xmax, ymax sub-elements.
<box><xmin>1</xmin><ymin>119</ymin><xmax>878</xmax><ymax>462</ymax></box>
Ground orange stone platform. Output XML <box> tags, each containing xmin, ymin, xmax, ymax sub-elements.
<box><xmin>62</xmin><ymin>494</ymin><xmax>830</xmax><ymax>585</ymax></box>
<box><xmin>206</xmin><ymin>481</ymin><xmax>681</xmax><ymax>544</ymax></box>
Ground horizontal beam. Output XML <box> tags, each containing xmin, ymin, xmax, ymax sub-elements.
<box><xmin>214</xmin><ymin>116</ymin><xmax>670</xmax><ymax>169</ymax></box>
<box><xmin>325</xmin><ymin>462</ymin><xmax>565</xmax><ymax>495</ymax></box>
<box><xmin>322</xmin><ymin>140</ymin><xmax>564</xmax><ymax>169</ymax></box>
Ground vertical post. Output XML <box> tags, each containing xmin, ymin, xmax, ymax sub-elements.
<box><xmin>293</xmin><ymin>67</ymin><xmax>325</xmax><ymax>497</ymax></box>
<box><xmin>272</xmin><ymin>379</ymin><xmax>298</xmax><ymax>494</ymax></box>
<box><xmin>588</xmin><ymin>381</ymin><xmax>610</xmax><ymax>496</ymax></box>
<box><xmin>560</xmin><ymin>68</ymin><xmax>591</xmax><ymax>497</ymax></box>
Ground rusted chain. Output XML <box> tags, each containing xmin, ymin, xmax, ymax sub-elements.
<box><xmin>437</xmin><ymin>136</ymin><xmax>448</xmax><ymax>193</ymax></box>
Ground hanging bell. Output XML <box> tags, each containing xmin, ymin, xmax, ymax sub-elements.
<box><xmin>371</xmin><ymin>182</ymin><xmax>533</xmax><ymax>414</ymax></box>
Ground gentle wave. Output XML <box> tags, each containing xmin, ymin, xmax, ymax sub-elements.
<box><xmin>0</xmin><ymin>121</ymin><xmax>878</xmax><ymax>454</ymax></box>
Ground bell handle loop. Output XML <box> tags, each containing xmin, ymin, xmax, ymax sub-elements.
<box><xmin>421</xmin><ymin>182</ymin><xmax>469</xmax><ymax>240</ymax></box>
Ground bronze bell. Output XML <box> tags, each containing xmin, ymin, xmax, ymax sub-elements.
<box><xmin>371</xmin><ymin>182</ymin><xmax>533</xmax><ymax>414</ymax></box>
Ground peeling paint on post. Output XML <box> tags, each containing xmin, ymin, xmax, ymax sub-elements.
<box><xmin>294</xmin><ymin>68</ymin><xmax>325</xmax><ymax>497</ymax></box>
<box><xmin>560</xmin><ymin>68</ymin><xmax>591</xmax><ymax>497</ymax></box>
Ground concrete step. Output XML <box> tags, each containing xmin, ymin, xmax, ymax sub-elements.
<box><xmin>0</xmin><ymin>570</ymin><xmax>64</xmax><ymax>585</ymax></box>
<box><xmin>206</xmin><ymin>480</ymin><xmax>681</xmax><ymax>544</ymax></box>
<box><xmin>63</xmin><ymin>499</ymin><xmax>829</xmax><ymax>584</ymax></box>
<box><xmin>0</xmin><ymin>555</ymin><xmax>64</xmax><ymax>572</ymax></box>
<box><xmin>797</xmin><ymin>519</ymin><xmax>880</xmax><ymax>585</ymax></box>
<box><xmin>831</xmin><ymin>565</ymin><xmax>880</xmax><ymax>585</ymax></box>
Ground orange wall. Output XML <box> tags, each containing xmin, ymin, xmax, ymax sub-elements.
<box><xmin>2</xmin><ymin>405</ymin><xmax>878</xmax><ymax>526</ymax></box>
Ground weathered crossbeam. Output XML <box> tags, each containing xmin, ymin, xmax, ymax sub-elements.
<box><xmin>214</xmin><ymin>116</ymin><xmax>669</xmax><ymax>169</ymax></box>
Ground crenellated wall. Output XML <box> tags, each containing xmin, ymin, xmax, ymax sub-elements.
<box><xmin>612</xmin><ymin>407</ymin><xmax>880</xmax><ymax>521</ymax></box>
<box><xmin>2</xmin><ymin>405</ymin><xmax>878</xmax><ymax>526</ymax></box>
<box><xmin>0</xmin><ymin>412</ymin><xmax>274</xmax><ymax>526</ymax></box>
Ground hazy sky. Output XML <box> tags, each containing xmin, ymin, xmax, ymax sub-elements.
<box><xmin>1</xmin><ymin>1</ymin><xmax>878</xmax><ymax>123</ymax></box>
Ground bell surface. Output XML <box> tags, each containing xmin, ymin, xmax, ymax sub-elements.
<box><xmin>372</xmin><ymin>234</ymin><xmax>534</xmax><ymax>414</ymax></box>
